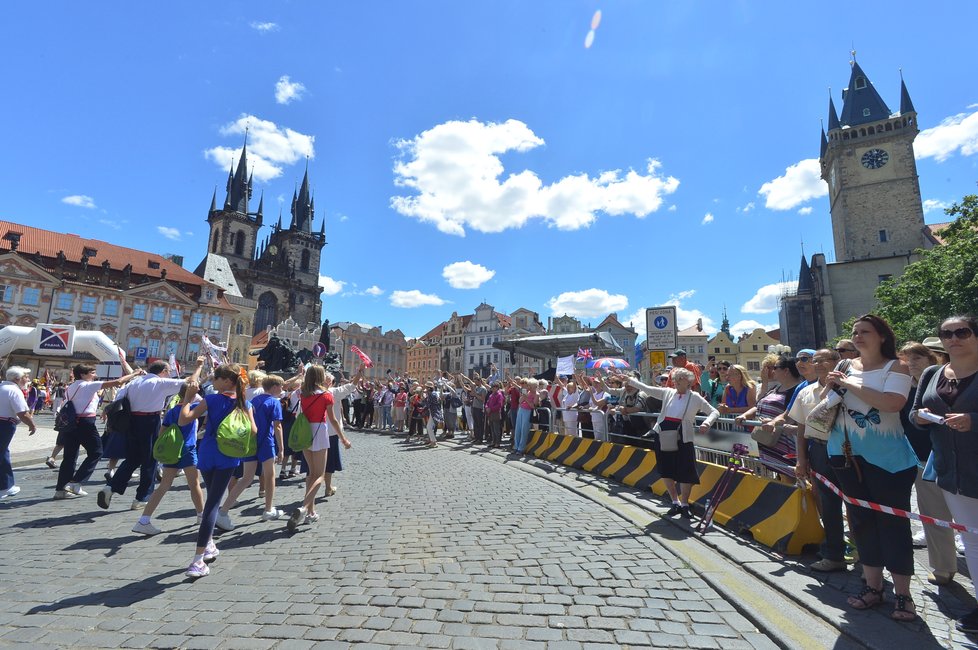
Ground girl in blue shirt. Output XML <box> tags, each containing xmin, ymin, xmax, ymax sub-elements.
<box><xmin>178</xmin><ymin>364</ymin><xmax>256</xmax><ymax>579</ymax></box>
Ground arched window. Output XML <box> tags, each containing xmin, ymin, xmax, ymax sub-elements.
<box><xmin>300</xmin><ymin>249</ymin><xmax>310</xmax><ymax>272</ymax></box>
<box><xmin>859</xmin><ymin>128</ymin><xmax>866</xmax><ymax>137</ymax></box>
<box><xmin>256</xmin><ymin>292</ymin><xmax>278</xmax><ymax>333</ymax></box>
<box><xmin>212</xmin><ymin>227</ymin><xmax>221</xmax><ymax>253</ymax></box>
<box><xmin>236</xmin><ymin>322</ymin><xmax>243</xmax><ymax>335</ymax></box>
<box><xmin>885</xmin><ymin>122</ymin><xmax>892</xmax><ymax>132</ymax></box>
<box><xmin>234</xmin><ymin>231</ymin><xmax>245</xmax><ymax>256</ymax></box>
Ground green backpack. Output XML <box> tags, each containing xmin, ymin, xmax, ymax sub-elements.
<box><xmin>153</xmin><ymin>424</ymin><xmax>184</xmax><ymax>464</ymax></box>
<box><xmin>288</xmin><ymin>412</ymin><xmax>314</xmax><ymax>451</ymax></box>
<box><xmin>216</xmin><ymin>408</ymin><xmax>256</xmax><ymax>458</ymax></box>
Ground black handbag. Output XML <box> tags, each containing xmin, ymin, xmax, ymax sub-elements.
<box><xmin>105</xmin><ymin>395</ymin><xmax>131</xmax><ymax>433</ymax></box>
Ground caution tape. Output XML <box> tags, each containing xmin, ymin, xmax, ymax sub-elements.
<box><xmin>810</xmin><ymin>470</ymin><xmax>978</xmax><ymax>535</ymax></box>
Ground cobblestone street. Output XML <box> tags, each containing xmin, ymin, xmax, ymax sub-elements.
<box><xmin>0</xmin><ymin>430</ymin><xmax>788</xmax><ymax>649</ymax></box>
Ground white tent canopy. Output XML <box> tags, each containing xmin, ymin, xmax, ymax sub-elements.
<box><xmin>492</xmin><ymin>331</ymin><xmax>623</xmax><ymax>362</ymax></box>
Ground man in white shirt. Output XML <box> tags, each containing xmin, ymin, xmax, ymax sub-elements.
<box><xmin>55</xmin><ymin>362</ymin><xmax>142</xmax><ymax>500</ymax></box>
<box><xmin>1</xmin><ymin>366</ymin><xmax>37</xmax><ymax>499</ymax></box>
<box><xmin>98</xmin><ymin>359</ymin><xmax>189</xmax><ymax>510</ymax></box>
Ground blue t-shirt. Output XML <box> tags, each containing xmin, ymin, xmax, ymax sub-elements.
<box><xmin>250</xmin><ymin>393</ymin><xmax>283</xmax><ymax>454</ymax></box>
<box><xmin>162</xmin><ymin>400</ymin><xmax>200</xmax><ymax>454</ymax></box>
<box><xmin>197</xmin><ymin>393</ymin><xmax>249</xmax><ymax>471</ymax></box>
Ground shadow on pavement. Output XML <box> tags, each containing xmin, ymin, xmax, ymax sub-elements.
<box><xmin>26</xmin><ymin>568</ymin><xmax>185</xmax><ymax>612</ymax></box>
<box><xmin>64</xmin><ymin>533</ymin><xmax>142</xmax><ymax>557</ymax></box>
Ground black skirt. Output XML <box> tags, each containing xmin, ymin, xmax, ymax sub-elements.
<box><xmin>657</xmin><ymin>441</ymin><xmax>700</xmax><ymax>484</ymax></box>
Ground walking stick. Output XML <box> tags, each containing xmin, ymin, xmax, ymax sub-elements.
<box><xmin>696</xmin><ymin>443</ymin><xmax>752</xmax><ymax>534</ymax></box>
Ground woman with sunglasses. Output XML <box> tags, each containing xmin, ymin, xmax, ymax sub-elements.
<box><xmin>835</xmin><ymin>339</ymin><xmax>860</xmax><ymax>360</ymax></box>
<box><xmin>912</xmin><ymin>315</ymin><xmax>978</xmax><ymax>633</ymax></box>
<box><xmin>824</xmin><ymin>315</ymin><xmax>917</xmax><ymax>621</ymax></box>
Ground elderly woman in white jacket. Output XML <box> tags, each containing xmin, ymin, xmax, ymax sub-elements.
<box><xmin>617</xmin><ymin>367</ymin><xmax>719</xmax><ymax>519</ymax></box>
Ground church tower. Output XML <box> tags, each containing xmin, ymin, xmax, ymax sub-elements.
<box><xmin>206</xmin><ymin>138</ymin><xmax>263</xmax><ymax>268</ymax></box>
<box><xmin>820</xmin><ymin>57</ymin><xmax>927</xmax><ymax>262</ymax></box>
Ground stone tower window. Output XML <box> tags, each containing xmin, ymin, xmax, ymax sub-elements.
<box><xmin>300</xmin><ymin>249</ymin><xmax>310</xmax><ymax>272</ymax></box>
<box><xmin>234</xmin><ymin>231</ymin><xmax>245</xmax><ymax>256</ymax></box>
<box><xmin>855</xmin><ymin>76</ymin><xmax>867</xmax><ymax>90</ymax></box>
<box><xmin>212</xmin><ymin>227</ymin><xmax>221</xmax><ymax>253</ymax></box>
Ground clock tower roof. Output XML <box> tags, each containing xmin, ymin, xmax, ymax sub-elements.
<box><xmin>839</xmin><ymin>60</ymin><xmax>892</xmax><ymax>128</ymax></box>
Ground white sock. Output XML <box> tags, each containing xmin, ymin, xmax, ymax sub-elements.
<box><xmin>138</xmin><ymin>515</ymin><xmax>151</xmax><ymax>525</ymax></box>
<box><xmin>193</xmin><ymin>553</ymin><xmax>204</xmax><ymax>563</ymax></box>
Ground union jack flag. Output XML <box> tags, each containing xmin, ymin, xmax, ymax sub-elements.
<box><xmin>576</xmin><ymin>347</ymin><xmax>593</xmax><ymax>361</ymax></box>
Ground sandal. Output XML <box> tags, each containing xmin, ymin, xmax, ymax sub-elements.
<box><xmin>848</xmin><ymin>585</ymin><xmax>884</xmax><ymax>610</ymax></box>
<box><xmin>892</xmin><ymin>594</ymin><xmax>917</xmax><ymax>622</ymax></box>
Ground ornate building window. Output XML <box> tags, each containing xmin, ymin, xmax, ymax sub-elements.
<box><xmin>151</xmin><ymin>306</ymin><xmax>165</xmax><ymax>322</ymax></box>
<box><xmin>191</xmin><ymin>312</ymin><xmax>203</xmax><ymax>327</ymax></box>
<box><xmin>133</xmin><ymin>303</ymin><xmax>147</xmax><ymax>319</ymax></box>
<box><xmin>209</xmin><ymin>314</ymin><xmax>222</xmax><ymax>331</ymax></box>
<box><xmin>234</xmin><ymin>231</ymin><xmax>245</xmax><ymax>256</ymax></box>
<box><xmin>147</xmin><ymin>338</ymin><xmax>160</xmax><ymax>356</ymax></box>
<box><xmin>81</xmin><ymin>296</ymin><xmax>97</xmax><ymax>313</ymax></box>
<box><xmin>104</xmin><ymin>299</ymin><xmax>119</xmax><ymax>316</ymax></box>
<box><xmin>22</xmin><ymin>287</ymin><xmax>40</xmax><ymax>306</ymax></box>
<box><xmin>56</xmin><ymin>291</ymin><xmax>73</xmax><ymax>310</ymax></box>
<box><xmin>256</xmin><ymin>292</ymin><xmax>278</xmax><ymax>333</ymax></box>
<box><xmin>0</xmin><ymin>285</ymin><xmax>13</xmax><ymax>302</ymax></box>
<box><xmin>170</xmin><ymin>309</ymin><xmax>183</xmax><ymax>324</ymax></box>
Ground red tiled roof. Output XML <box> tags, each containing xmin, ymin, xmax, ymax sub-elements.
<box><xmin>0</xmin><ymin>220</ymin><xmax>205</xmax><ymax>286</ymax></box>
<box><xmin>495</xmin><ymin>312</ymin><xmax>511</xmax><ymax>328</ymax></box>
<box><xmin>923</xmin><ymin>222</ymin><xmax>953</xmax><ymax>246</ymax></box>
<box><xmin>766</xmin><ymin>328</ymin><xmax>781</xmax><ymax>342</ymax></box>
<box><xmin>251</xmin><ymin>330</ymin><xmax>269</xmax><ymax>348</ymax></box>
<box><xmin>420</xmin><ymin>321</ymin><xmax>446</xmax><ymax>341</ymax></box>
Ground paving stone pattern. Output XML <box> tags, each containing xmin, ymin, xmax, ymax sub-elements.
<box><xmin>0</xmin><ymin>432</ymin><xmax>778</xmax><ymax>649</ymax></box>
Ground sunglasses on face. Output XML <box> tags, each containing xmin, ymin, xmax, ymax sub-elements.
<box><xmin>835</xmin><ymin>348</ymin><xmax>856</xmax><ymax>353</ymax></box>
<box><xmin>796</xmin><ymin>356</ymin><xmax>812</xmax><ymax>363</ymax></box>
<box><xmin>939</xmin><ymin>327</ymin><xmax>975</xmax><ymax>341</ymax></box>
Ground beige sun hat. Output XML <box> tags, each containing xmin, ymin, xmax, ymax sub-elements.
<box><xmin>921</xmin><ymin>337</ymin><xmax>946</xmax><ymax>355</ymax></box>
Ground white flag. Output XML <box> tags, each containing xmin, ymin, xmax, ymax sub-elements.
<box><xmin>556</xmin><ymin>354</ymin><xmax>575</xmax><ymax>377</ymax></box>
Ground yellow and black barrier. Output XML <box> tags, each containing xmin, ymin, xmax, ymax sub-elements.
<box><xmin>524</xmin><ymin>430</ymin><xmax>823</xmax><ymax>555</ymax></box>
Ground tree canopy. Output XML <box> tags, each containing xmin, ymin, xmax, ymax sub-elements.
<box><xmin>876</xmin><ymin>193</ymin><xmax>978</xmax><ymax>343</ymax></box>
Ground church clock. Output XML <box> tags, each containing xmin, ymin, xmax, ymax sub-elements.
<box><xmin>860</xmin><ymin>148</ymin><xmax>889</xmax><ymax>170</ymax></box>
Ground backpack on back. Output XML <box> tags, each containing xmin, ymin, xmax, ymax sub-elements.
<box><xmin>54</xmin><ymin>385</ymin><xmax>80</xmax><ymax>433</ymax></box>
<box><xmin>153</xmin><ymin>423</ymin><xmax>184</xmax><ymax>464</ymax></box>
<box><xmin>216</xmin><ymin>408</ymin><xmax>256</xmax><ymax>458</ymax></box>
<box><xmin>288</xmin><ymin>412</ymin><xmax>314</xmax><ymax>451</ymax></box>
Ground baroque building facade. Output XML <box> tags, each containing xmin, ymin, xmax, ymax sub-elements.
<box><xmin>0</xmin><ymin>221</ymin><xmax>239</xmax><ymax>377</ymax></box>
<box><xmin>199</xmin><ymin>141</ymin><xmax>326</xmax><ymax>335</ymax></box>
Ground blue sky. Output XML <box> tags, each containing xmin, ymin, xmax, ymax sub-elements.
<box><xmin>4</xmin><ymin>2</ymin><xmax>977</xmax><ymax>340</ymax></box>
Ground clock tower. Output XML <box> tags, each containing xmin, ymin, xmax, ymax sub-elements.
<box><xmin>820</xmin><ymin>58</ymin><xmax>927</xmax><ymax>262</ymax></box>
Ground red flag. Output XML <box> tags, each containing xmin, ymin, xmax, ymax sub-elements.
<box><xmin>350</xmin><ymin>344</ymin><xmax>373</xmax><ymax>368</ymax></box>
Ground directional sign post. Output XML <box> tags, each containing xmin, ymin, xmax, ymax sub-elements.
<box><xmin>645</xmin><ymin>306</ymin><xmax>678</xmax><ymax>352</ymax></box>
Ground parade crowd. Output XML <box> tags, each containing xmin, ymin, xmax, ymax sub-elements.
<box><xmin>1</xmin><ymin>312</ymin><xmax>978</xmax><ymax>632</ymax></box>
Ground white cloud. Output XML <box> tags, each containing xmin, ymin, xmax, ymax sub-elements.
<box><xmin>274</xmin><ymin>75</ymin><xmax>306</xmax><ymax>105</ymax></box>
<box><xmin>205</xmin><ymin>114</ymin><xmax>315</xmax><ymax>182</ymax></box>
<box><xmin>797</xmin><ymin>206</ymin><xmax>813</xmax><ymax>215</ymax></box>
<box><xmin>758</xmin><ymin>158</ymin><xmax>827</xmax><ymax>210</ymax></box>
<box><xmin>729</xmin><ymin>319</ymin><xmax>780</xmax><ymax>338</ymax></box>
<box><xmin>390</xmin><ymin>290</ymin><xmax>448</xmax><ymax>308</ymax></box>
<box><xmin>62</xmin><ymin>195</ymin><xmax>96</xmax><ymax>209</ymax></box>
<box><xmin>701</xmin><ymin>213</ymin><xmax>714</xmax><ymax>225</ymax></box>
<box><xmin>442</xmin><ymin>261</ymin><xmax>496</xmax><ymax>289</ymax></box>
<box><xmin>667</xmin><ymin>205</ymin><xmax>677</xmax><ymax>212</ymax></box>
<box><xmin>250</xmin><ymin>21</ymin><xmax>279</xmax><ymax>32</ymax></box>
<box><xmin>391</xmin><ymin>119</ymin><xmax>679</xmax><ymax>236</ymax></box>
<box><xmin>157</xmin><ymin>226</ymin><xmax>181</xmax><ymax>241</ymax></box>
<box><xmin>98</xmin><ymin>218</ymin><xmax>124</xmax><ymax>230</ymax></box>
<box><xmin>319</xmin><ymin>275</ymin><xmax>346</xmax><ymax>296</ymax></box>
<box><xmin>624</xmin><ymin>291</ymin><xmax>717</xmax><ymax>342</ymax></box>
<box><xmin>545</xmin><ymin>288</ymin><xmax>628</xmax><ymax>319</ymax></box>
<box><xmin>365</xmin><ymin>285</ymin><xmax>384</xmax><ymax>296</ymax></box>
<box><xmin>923</xmin><ymin>199</ymin><xmax>950</xmax><ymax>214</ymax></box>
<box><xmin>339</xmin><ymin>214</ymin><xmax>349</xmax><ymax>222</ymax></box>
<box><xmin>916</xmin><ymin>108</ymin><xmax>978</xmax><ymax>162</ymax></box>
<box><xmin>741</xmin><ymin>281</ymin><xmax>796</xmax><ymax>314</ymax></box>
<box><xmin>737</xmin><ymin>202</ymin><xmax>755</xmax><ymax>214</ymax></box>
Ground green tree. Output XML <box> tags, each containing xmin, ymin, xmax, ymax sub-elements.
<box><xmin>876</xmin><ymin>193</ymin><xmax>978</xmax><ymax>343</ymax></box>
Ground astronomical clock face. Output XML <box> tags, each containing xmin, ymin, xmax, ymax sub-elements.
<box><xmin>861</xmin><ymin>148</ymin><xmax>889</xmax><ymax>170</ymax></box>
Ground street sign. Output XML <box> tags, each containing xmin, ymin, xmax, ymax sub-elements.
<box><xmin>645</xmin><ymin>306</ymin><xmax>678</xmax><ymax>351</ymax></box>
<box><xmin>134</xmin><ymin>346</ymin><xmax>148</xmax><ymax>361</ymax></box>
<box><xmin>648</xmin><ymin>350</ymin><xmax>666</xmax><ymax>373</ymax></box>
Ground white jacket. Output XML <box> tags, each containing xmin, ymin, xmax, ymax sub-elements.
<box><xmin>625</xmin><ymin>378</ymin><xmax>719</xmax><ymax>443</ymax></box>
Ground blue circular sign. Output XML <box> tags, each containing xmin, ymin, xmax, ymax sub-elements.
<box><xmin>654</xmin><ymin>316</ymin><xmax>668</xmax><ymax>329</ymax></box>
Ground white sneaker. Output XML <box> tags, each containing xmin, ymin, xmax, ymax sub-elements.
<box><xmin>261</xmin><ymin>508</ymin><xmax>284</xmax><ymax>521</ymax></box>
<box><xmin>96</xmin><ymin>486</ymin><xmax>113</xmax><ymax>509</ymax></box>
<box><xmin>131</xmin><ymin>499</ymin><xmax>147</xmax><ymax>511</ymax></box>
<box><xmin>185</xmin><ymin>559</ymin><xmax>210</xmax><ymax>578</ymax></box>
<box><xmin>132</xmin><ymin>521</ymin><xmax>161</xmax><ymax>536</ymax></box>
<box><xmin>286</xmin><ymin>507</ymin><xmax>306</xmax><ymax>533</ymax></box>
<box><xmin>203</xmin><ymin>541</ymin><xmax>220</xmax><ymax>562</ymax></box>
<box><xmin>912</xmin><ymin>529</ymin><xmax>927</xmax><ymax>548</ymax></box>
<box><xmin>957</xmin><ymin>534</ymin><xmax>967</xmax><ymax>554</ymax></box>
<box><xmin>54</xmin><ymin>489</ymin><xmax>80</xmax><ymax>500</ymax></box>
<box><xmin>215</xmin><ymin>511</ymin><xmax>234</xmax><ymax>531</ymax></box>
<box><xmin>66</xmin><ymin>483</ymin><xmax>88</xmax><ymax>496</ymax></box>
<box><xmin>0</xmin><ymin>485</ymin><xmax>21</xmax><ymax>498</ymax></box>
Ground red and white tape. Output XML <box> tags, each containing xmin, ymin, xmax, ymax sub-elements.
<box><xmin>811</xmin><ymin>470</ymin><xmax>978</xmax><ymax>535</ymax></box>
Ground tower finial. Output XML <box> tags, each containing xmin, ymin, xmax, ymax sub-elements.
<box><xmin>850</xmin><ymin>45</ymin><xmax>856</xmax><ymax>66</ymax></box>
